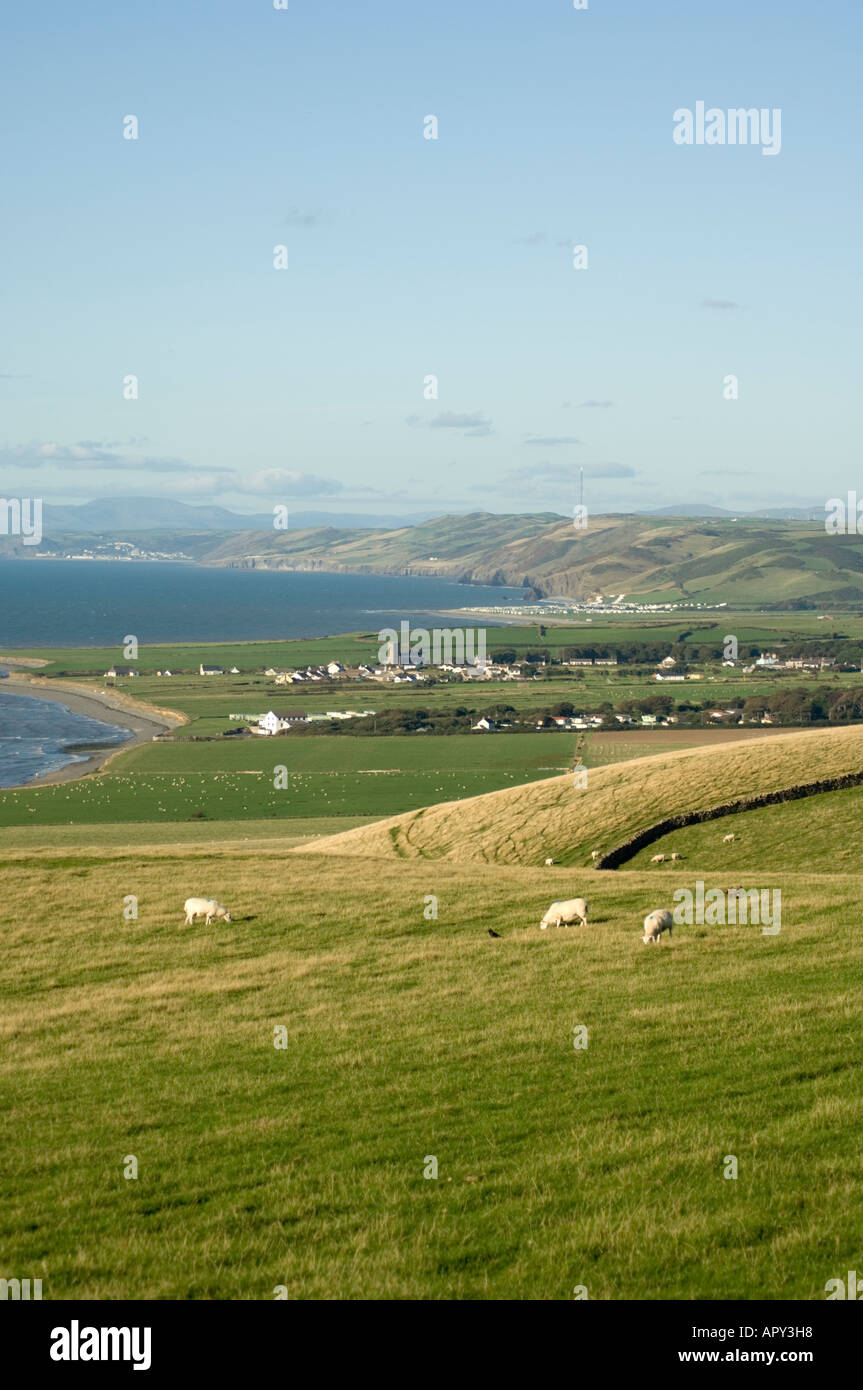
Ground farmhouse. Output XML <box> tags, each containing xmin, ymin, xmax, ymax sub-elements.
<box><xmin>105</xmin><ymin>665</ymin><xmax>138</xmax><ymax>678</ymax></box>
<box><xmin>199</xmin><ymin>664</ymin><xmax>225</xmax><ymax>676</ymax></box>
<box><xmin>258</xmin><ymin>710</ymin><xmax>308</xmax><ymax>735</ymax></box>
<box><xmin>471</xmin><ymin>717</ymin><xmax>497</xmax><ymax>732</ymax></box>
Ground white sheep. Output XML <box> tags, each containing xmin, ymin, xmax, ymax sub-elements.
<box><xmin>540</xmin><ymin>898</ymin><xmax>589</xmax><ymax>930</ymax></box>
<box><xmin>670</xmin><ymin>852</ymin><xmax>683</xmax><ymax>861</ymax></box>
<box><xmin>723</xmin><ymin>833</ymin><xmax>737</xmax><ymax>843</ymax></box>
<box><xmin>650</xmin><ymin>853</ymin><xmax>666</xmax><ymax>864</ymax></box>
<box><xmin>544</xmin><ymin>857</ymin><xmax>555</xmax><ymax>866</ymax></box>
<box><xmin>184</xmin><ymin>896</ymin><xmax>232</xmax><ymax>926</ymax></box>
<box><xmin>590</xmin><ymin>850</ymin><xmax>600</xmax><ymax>861</ymax></box>
<box><xmin>642</xmin><ymin>908</ymin><xmax>673</xmax><ymax>944</ymax></box>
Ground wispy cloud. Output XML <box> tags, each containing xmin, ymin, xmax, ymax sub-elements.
<box><xmin>242</xmin><ymin>469</ymin><xmax>346</xmax><ymax>497</ymax></box>
<box><xmin>0</xmin><ymin>442</ymin><xmax>353</xmax><ymax>500</ymax></box>
<box><xmin>495</xmin><ymin>462</ymin><xmax>636</xmax><ymax>493</ymax></box>
<box><xmin>408</xmin><ymin>411</ymin><xmax>495</xmax><ymax>437</ymax></box>
<box><xmin>0</xmin><ymin>442</ymin><xmax>219</xmax><ymax>473</ymax></box>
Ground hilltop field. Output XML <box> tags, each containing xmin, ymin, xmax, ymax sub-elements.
<box><xmin>2</xmin><ymin>708</ymin><xmax>862</xmax><ymax>1299</ymax></box>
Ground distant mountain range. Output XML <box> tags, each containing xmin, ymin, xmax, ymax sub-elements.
<box><xmin>190</xmin><ymin>511</ymin><xmax>862</xmax><ymax>605</ymax></box>
<box><xmin>25</xmin><ymin>496</ymin><xmax>829</xmax><ymax>532</ymax></box>
<box><xmin>38</xmin><ymin>498</ymin><xmax>441</xmax><ymax>532</ymax></box>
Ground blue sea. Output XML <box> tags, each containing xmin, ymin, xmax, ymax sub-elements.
<box><xmin>0</xmin><ymin>690</ymin><xmax>132</xmax><ymax>788</ymax></box>
<box><xmin>0</xmin><ymin>562</ymin><xmax>513</xmax><ymax>646</ymax></box>
<box><xmin>0</xmin><ymin>562</ymin><xmax>518</xmax><ymax>784</ymax></box>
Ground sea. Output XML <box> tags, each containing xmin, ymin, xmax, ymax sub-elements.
<box><xmin>0</xmin><ymin>562</ymin><xmax>519</xmax><ymax>786</ymax></box>
<box><xmin>0</xmin><ymin>689</ymin><xmax>133</xmax><ymax>788</ymax></box>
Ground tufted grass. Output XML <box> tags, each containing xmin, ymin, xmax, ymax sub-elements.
<box><xmin>1</xmin><ymin>846</ymin><xmax>861</xmax><ymax>1300</ymax></box>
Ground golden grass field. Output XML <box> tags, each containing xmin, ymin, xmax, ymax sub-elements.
<box><xmin>2</xmin><ymin>726</ymin><xmax>862</xmax><ymax>1299</ymax></box>
<box><xmin>302</xmin><ymin>723</ymin><xmax>863</xmax><ymax>866</ymax></box>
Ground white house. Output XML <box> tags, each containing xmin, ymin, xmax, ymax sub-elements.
<box><xmin>471</xmin><ymin>717</ymin><xmax>497</xmax><ymax>732</ymax></box>
<box><xmin>258</xmin><ymin>710</ymin><xmax>307</xmax><ymax>735</ymax></box>
<box><xmin>326</xmin><ymin>662</ymin><xmax>345</xmax><ymax>677</ymax></box>
<box><xmin>200</xmin><ymin>664</ymin><xmax>225</xmax><ymax>676</ymax></box>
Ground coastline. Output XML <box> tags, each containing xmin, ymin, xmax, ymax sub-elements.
<box><xmin>0</xmin><ymin>676</ymin><xmax>185</xmax><ymax>789</ymax></box>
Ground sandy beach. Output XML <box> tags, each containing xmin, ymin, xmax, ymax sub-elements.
<box><xmin>0</xmin><ymin>675</ymin><xmax>185</xmax><ymax>788</ymax></box>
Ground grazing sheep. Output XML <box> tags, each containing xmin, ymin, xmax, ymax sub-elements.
<box><xmin>591</xmin><ymin>850</ymin><xmax>600</xmax><ymax>861</ymax></box>
<box><xmin>723</xmin><ymin>833</ymin><xmax>737</xmax><ymax>843</ymax></box>
<box><xmin>670</xmin><ymin>852</ymin><xmax>683</xmax><ymax>862</ymax></box>
<box><xmin>184</xmin><ymin>896</ymin><xmax>232</xmax><ymax>926</ymax></box>
<box><xmin>540</xmin><ymin>897</ymin><xmax>589</xmax><ymax>930</ymax></box>
<box><xmin>650</xmin><ymin>853</ymin><xmax>666</xmax><ymax>864</ymax></box>
<box><xmin>545</xmin><ymin>857</ymin><xmax>555</xmax><ymax>866</ymax></box>
<box><xmin>642</xmin><ymin>908</ymin><xmax>673</xmax><ymax>944</ymax></box>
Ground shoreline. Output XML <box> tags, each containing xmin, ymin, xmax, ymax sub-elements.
<box><xmin>0</xmin><ymin>676</ymin><xmax>185</xmax><ymax>789</ymax></box>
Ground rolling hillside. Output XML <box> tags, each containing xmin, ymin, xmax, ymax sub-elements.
<box><xmin>301</xmin><ymin>723</ymin><xmax>863</xmax><ymax>866</ymax></box>
<box><xmin>8</xmin><ymin>510</ymin><xmax>863</xmax><ymax>605</ymax></box>
<box><xmin>200</xmin><ymin>512</ymin><xmax>863</xmax><ymax>607</ymax></box>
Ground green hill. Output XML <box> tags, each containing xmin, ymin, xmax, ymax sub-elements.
<box><xmin>199</xmin><ymin>512</ymin><xmax>863</xmax><ymax>607</ymax></box>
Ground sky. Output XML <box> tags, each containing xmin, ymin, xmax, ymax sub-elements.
<box><xmin>1</xmin><ymin>0</ymin><xmax>861</xmax><ymax>520</ymax></box>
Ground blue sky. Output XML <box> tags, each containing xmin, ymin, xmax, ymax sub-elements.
<box><xmin>1</xmin><ymin>0</ymin><xmax>860</xmax><ymax>518</ymax></box>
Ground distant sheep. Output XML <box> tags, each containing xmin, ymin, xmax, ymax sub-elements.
<box><xmin>670</xmin><ymin>852</ymin><xmax>683</xmax><ymax>861</ymax></box>
<box><xmin>650</xmin><ymin>854</ymin><xmax>666</xmax><ymax>864</ymax></box>
<box><xmin>184</xmin><ymin>896</ymin><xmax>232</xmax><ymax>926</ymax></box>
<box><xmin>591</xmin><ymin>850</ymin><xmax>600</xmax><ymax>861</ymax></box>
<box><xmin>545</xmin><ymin>857</ymin><xmax>555</xmax><ymax>866</ymax></box>
<box><xmin>540</xmin><ymin>897</ymin><xmax>589</xmax><ymax>930</ymax></box>
<box><xmin>642</xmin><ymin>908</ymin><xmax>673</xmax><ymax>945</ymax></box>
<box><xmin>723</xmin><ymin>833</ymin><xmax>738</xmax><ymax>843</ymax></box>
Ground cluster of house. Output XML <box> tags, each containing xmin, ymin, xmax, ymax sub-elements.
<box><xmin>104</xmin><ymin>663</ymin><xmax>241</xmax><ymax>678</ymax></box>
<box><xmin>270</xmin><ymin>662</ymin><xmax>346</xmax><ymax>683</ymax></box>
<box><xmin>745</xmin><ymin>652</ymin><xmax>835</xmax><ymax>673</ymax></box>
<box><xmin>472</xmin><ymin>711</ymin><xmax>667</xmax><ymax>733</ymax></box>
<box><xmin>267</xmin><ymin>660</ymin><xmax>523</xmax><ymax>684</ymax></box>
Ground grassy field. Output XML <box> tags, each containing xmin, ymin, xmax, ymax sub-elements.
<box><xmin>0</xmin><ymin>729</ymin><xmax>784</xmax><ymax>829</ymax></box>
<box><xmin>4</xmin><ymin>668</ymin><xmax>862</xmax><ymax>1300</ymax></box>
<box><xmin>627</xmin><ymin>784</ymin><xmax>863</xmax><ymax>874</ymax></box>
<box><xmin>5</xmin><ymin>607</ymin><xmax>863</xmax><ymax>677</ymax></box>
<box><xmin>1</xmin><ymin>844</ymin><xmax>860</xmax><ymax>1299</ymax></box>
<box><xmin>0</xmin><ymin>735</ymin><xmax>574</xmax><ymax>827</ymax></box>
<box><xmin>305</xmin><ymin>723</ymin><xmax>863</xmax><ymax>865</ymax></box>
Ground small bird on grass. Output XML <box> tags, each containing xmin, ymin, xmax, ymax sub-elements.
<box><xmin>488</xmin><ymin>929</ymin><xmax>501</xmax><ymax>938</ymax></box>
